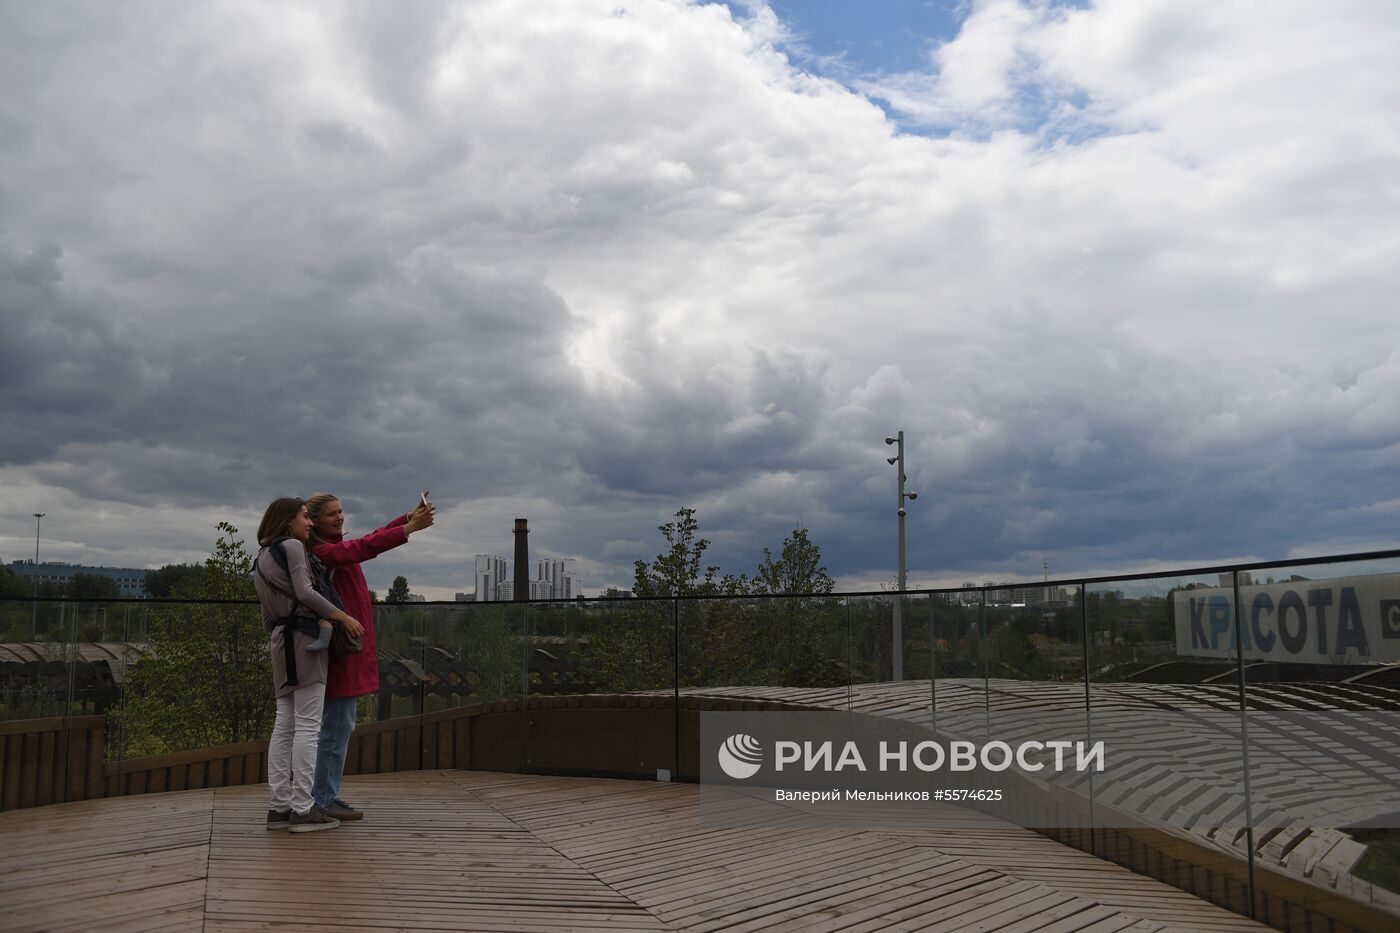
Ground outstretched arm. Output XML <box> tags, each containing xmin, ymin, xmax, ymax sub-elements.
<box><xmin>313</xmin><ymin>505</ymin><xmax>434</xmax><ymax>567</ymax></box>
<box><xmin>313</xmin><ymin>520</ymin><xmax>409</xmax><ymax>567</ymax></box>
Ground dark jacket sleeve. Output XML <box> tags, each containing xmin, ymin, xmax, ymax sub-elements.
<box><xmin>313</xmin><ymin>516</ymin><xmax>410</xmax><ymax>568</ymax></box>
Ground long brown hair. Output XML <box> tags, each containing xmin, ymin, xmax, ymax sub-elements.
<box><xmin>304</xmin><ymin>492</ymin><xmax>340</xmax><ymax>545</ymax></box>
<box><xmin>256</xmin><ymin>497</ymin><xmax>305</xmax><ymax>547</ymax></box>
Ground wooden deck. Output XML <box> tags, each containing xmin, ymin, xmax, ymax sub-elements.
<box><xmin>0</xmin><ymin>770</ymin><xmax>1272</xmax><ymax>933</ymax></box>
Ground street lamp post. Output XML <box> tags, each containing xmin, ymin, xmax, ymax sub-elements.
<box><xmin>884</xmin><ymin>433</ymin><xmax>917</xmax><ymax>681</ymax></box>
<box><xmin>31</xmin><ymin>513</ymin><xmax>45</xmax><ymax>640</ymax></box>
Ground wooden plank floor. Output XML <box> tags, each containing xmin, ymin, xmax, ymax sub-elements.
<box><xmin>0</xmin><ymin>771</ymin><xmax>1274</xmax><ymax>933</ymax></box>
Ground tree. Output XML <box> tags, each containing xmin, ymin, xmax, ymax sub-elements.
<box><xmin>0</xmin><ymin>567</ymin><xmax>36</xmax><ymax>598</ymax></box>
<box><xmin>114</xmin><ymin>522</ymin><xmax>272</xmax><ymax>757</ymax></box>
<box><xmin>584</xmin><ymin>509</ymin><xmax>717</xmax><ymax>693</ymax></box>
<box><xmin>632</xmin><ymin>507</ymin><xmax>719</xmax><ymax>598</ymax></box>
<box><xmin>752</xmin><ymin>527</ymin><xmax>834</xmax><ymax>596</ymax></box>
<box><xmin>386</xmin><ymin>575</ymin><xmax>411</xmax><ymax>604</ymax></box>
<box><xmin>744</xmin><ymin>527</ymin><xmax>842</xmax><ymax>685</ymax></box>
<box><xmin>0</xmin><ymin>569</ymin><xmax>32</xmax><ymax>641</ymax></box>
<box><xmin>65</xmin><ymin>573</ymin><xmax>122</xmax><ymax>602</ymax></box>
<box><xmin>144</xmin><ymin>563</ymin><xmax>206</xmax><ymax>598</ymax></box>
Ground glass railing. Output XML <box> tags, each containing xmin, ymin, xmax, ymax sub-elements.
<box><xmin>3</xmin><ymin>547</ymin><xmax>1399</xmax><ymax>926</ymax></box>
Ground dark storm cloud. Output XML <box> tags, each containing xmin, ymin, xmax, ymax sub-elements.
<box><xmin>0</xmin><ymin>243</ymin><xmax>148</xmax><ymax>459</ymax></box>
<box><xmin>573</xmin><ymin>346</ymin><xmax>832</xmax><ymax>498</ymax></box>
<box><xmin>3</xmin><ymin>243</ymin><xmax>590</xmax><ymax>506</ymax></box>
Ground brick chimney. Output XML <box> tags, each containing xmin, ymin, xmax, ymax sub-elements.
<box><xmin>513</xmin><ymin>518</ymin><xmax>529</xmax><ymax>601</ymax></box>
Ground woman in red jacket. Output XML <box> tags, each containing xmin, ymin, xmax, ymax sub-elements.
<box><xmin>305</xmin><ymin>492</ymin><xmax>435</xmax><ymax>820</ymax></box>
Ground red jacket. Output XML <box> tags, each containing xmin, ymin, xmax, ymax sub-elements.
<box><xmin>312</xmin><ymin>514</ymin><xmax>409</xmax><ymax>699</ymax></box>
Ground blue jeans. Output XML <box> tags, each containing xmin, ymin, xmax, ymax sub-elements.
<box><xmin>313</xmin><ymin>696</ymin><xmax>357</xmax><ymax>808</ymax></box>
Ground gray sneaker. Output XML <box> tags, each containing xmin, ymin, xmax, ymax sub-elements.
<box><xmin>323</xmin><ymin>798</ymin><xmax>364</xmax><ymax>821</ymax></box>
<box><xmin>266</xmin><ymin>809</ymin><xmax>290</xmax><ymax>830</ymax></box>
<box><xmin>289</xmin><ymin>805</ymin><xmax>341</xmax><ymax>833</ymax></box>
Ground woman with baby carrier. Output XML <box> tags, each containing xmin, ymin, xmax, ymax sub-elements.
<box><xmin>252</xmin><ymin>497</ymin><xmax>363</xmax><ymax>833</ymax></box>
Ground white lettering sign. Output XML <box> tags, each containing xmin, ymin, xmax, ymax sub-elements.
<box><xmin>1173</xmin><ymin>573</ymin><xmax>1400</xmax><ymax>663</ymax></box>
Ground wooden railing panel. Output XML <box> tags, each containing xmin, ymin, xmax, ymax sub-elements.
<box><xmin>0</xmin><ymin>716</ymin><xmax>105</xmax><ymax>812</ymax></box>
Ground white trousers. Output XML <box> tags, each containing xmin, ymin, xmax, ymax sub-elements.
<box><xmin>268</xmin><ymin>681</ymin><xmax>326</xmax><ymax>815</ymax></box>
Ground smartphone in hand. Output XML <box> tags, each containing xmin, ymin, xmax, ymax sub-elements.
<box><xmin>420</xmin><ymin>490</ymin><xmax>431</xmax><ymax>508</ymax></box>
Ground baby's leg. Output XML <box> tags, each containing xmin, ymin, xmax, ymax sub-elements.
<box><xmin>306</xmin><ymin>620</ymin><xmax>334</xmax><ymax>653</ymax></box>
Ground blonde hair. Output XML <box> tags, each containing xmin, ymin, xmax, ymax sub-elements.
<box><xmin>304</xmin><ymin>492</ymin><xmax>341</xmax><ymax>545</ymax></box>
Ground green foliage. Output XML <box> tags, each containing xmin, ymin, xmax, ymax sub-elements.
<box><xmin>113</xmin><ymin>522</ymin><xmax>272</xmax><ymax>757</ymax></box>
<box><xmin>931</xmin><ymin>601</ymin><xmax>988</xmax><ymax>679</ymax></box>
<box><xmin>579</xmin><ymin>601</ymin><xmax>675</xmax><ymax>692</ymax></box>
<box><xmin>65</xmin><ymin>573</ymin><xmax>121</xmax><ymax>602</ymax></box>
<box><xmin>752</xmin><ymin>528</ymin><xmax>834</xmax><ymax>596</ymax></box>
<box><xmin>0</xmin><ymin>569</ymin><xmax>35</xmax><ymax>641</ymax></box>
<box><xmin>0</xmin><ymin>568</ymin><xmax>137</xmax><ymax>642</ymax></box>
<box><xmin>144</xmin><ymin>563</ymin><xmax>206</xmax><ymax>598</ymax></box>
<box><xmin>1353</xmin><ymin>836</ymin><xmax>1400</xmax><ymax>895</ymax></box>
<box><xmin>700</xmin><ymin>596</ymin><xmax>851</xmax><ymax>688</ymax></box>
<box><xmin>381</xmin><ymin>602</ymin><xmax>526</xmax><ymax>709</ymax></box>
<box><xmin>591</xmin><ymin>508</ymin><xmax>715</xmax><ymax>692</ymax></box>
<box><xmin>465</xmin><ymin>608</ymin><xmax>526</xmax><ymax>702</ymax></box>
<box><xmin>386</xmin><ymin>575</ymin><xmax>410</xmax><ymax>604</ymax></box>
<box><xmin>582</xmin><ymin>511</ymin><xmax>852</xmax><ymax>692</ymax></box>
<box><xmin>0</xmin><ymin>567</ymin><xmax>32</xmax><ymax>599</ymax></box>
<box><xmin>986</xmin><ymin>613</ymin><xmax>1042</xmax><ymax>673</ymax></box>
<box><xmin>633</xmin><ymin>508</ymin><xmax>718</xmax><ymax>598</ymax></box>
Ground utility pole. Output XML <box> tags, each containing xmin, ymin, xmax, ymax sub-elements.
<box><xmin>884</xmin><ymin>433</ymin><xmax>917</xmax><ymax>681</ymax></box>
<box><xmin>31</xmin><ymin>513</ymin><xmax>45</xmax><ymax>640</ymax></box>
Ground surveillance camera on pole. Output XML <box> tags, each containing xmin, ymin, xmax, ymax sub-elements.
<box><xmin>883</xmin><ymin>431</ymin><xmax>917</xmax><ymax>682</ymax></box>
<box><xmin>31</xmin><ymin>513</ymin><xmax>45</xmax><ymax>640</ymax></box>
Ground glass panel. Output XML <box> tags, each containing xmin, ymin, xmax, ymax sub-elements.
<box><xmin>105</xmin><ymin>600</ymin><xmax>149</xmax><ymax>764</ymax></box>
<box><xmin>577</xmin><ymin>597</ymin><xmax>673</xmax><ymax>695</ymax></box>
<box><xmin>0</xmin><ymin>594</ymin><xmax>87</xmax><ymax>722</ymax></box>
<box><xmin>973</xmin><ymin>582</ymin><xmax>1091</xmax><ymax>842</ymax></box>
<box><xmin>897</xmin><ymin>592</ymin><xmax>932</xmax><ymax>686</ymax></box>
<box><xmin>681</xmin><ymin>595</ymin><xmax>850</xmax><ymax>694</ymax></box>
<box><xmin>527</xmin><ymin>600</ymin><xmax>590</xmax><ymax>701</ymax></box>
<box><xmin>0</xmin><ymin>596</ymin><xmax>84</xmax><ymax>717</ymax></box>
<box><xmin>677</xmin><ymin>594</ymin><xmax>852</xmax><ymax>781</ymax></box>
<box><xmin>371</xmin><ymin>602</ymin><xmax>427</xmax><ymax>723</ymax></box>
<box><xmin>550</xmin><ymin>596</ymin><xmax>673</xmax><ymax>777</ymax></box>
<box><xmin>680</xmin><ymin>596</ymin><xmax>742</xmax><ymax>693</ymax></box>
<box><xmin>848</xmin><ymin>594</ymin><xmax>893</xmax><ymax>694</ymax></box>
<box><xmin>109</xmin><ymin>596</ymin><xmax>270</xmax><ymax>757</ymax></box>
<box><xmin>1086</xmin><ymin>571</ymin><xmax>1252</xmax><ymax>917</ymax></box>
<box><xmin>982</xmin><ymin>580</ymin><xmax>1085</xmax><ymax>711</ymax></box>
<box><xmin>1</xmin><ymin>600</ymin><xmax>54</xmax><ymax>721</ymax></box>
<box><xmin>417</xmin><ymin>602</ymin><xmax>509</xmax><ymax>714</ymax></box>
<box><xmin>931</xmin><ymin>590</ymin><xmax>987</xmax><ymax>733</ymax></box>
<box><xmin>416</xmin><ymin>600</ymin><xmax>527</xmax><ymax>773</ymax></box>
<box><xmin>1235</xmin><ymin>557</ymin><xmax>1400</xmax><ymax>915</ymax></box>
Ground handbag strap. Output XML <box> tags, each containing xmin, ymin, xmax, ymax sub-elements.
<box><xmin>256</xmin><ymin>545</ymin><xmax>300</xmax><ymax>610</ymax></box>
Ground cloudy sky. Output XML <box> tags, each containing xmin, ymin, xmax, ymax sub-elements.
<box><xmin>2</xmin><ymin>0</ymin><xmax>1398</xmax><ymax>598</ymax></box>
